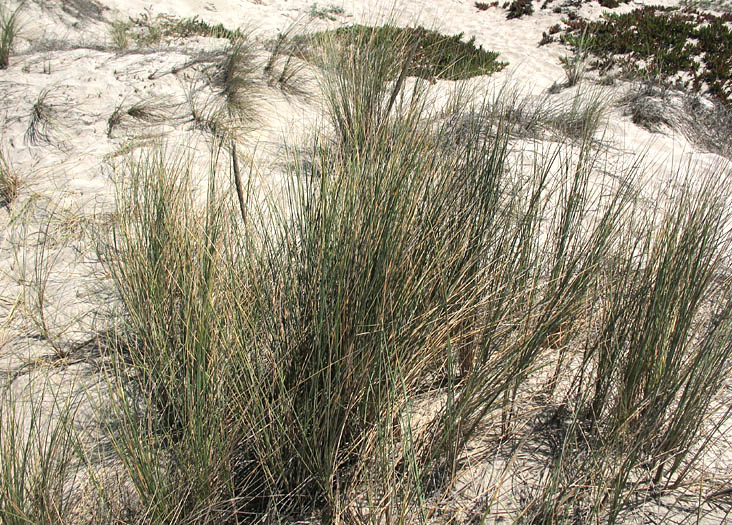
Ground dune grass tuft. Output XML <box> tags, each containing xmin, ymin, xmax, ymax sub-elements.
<box><xmin>0</xmin><ymin>147</ymin><xmax>18</xmax><ymax>209</ymax></box>
<box><xmin>0</xmin><ymin>1</ymin><xmax>24</xmax><ymax>69</ymax></box>
<box><xmin>25</xmin><ymin>88</ymin><xmax>56</xmax><ymax>146</ymax></box>
<box><xmin>0</xmin><ymin>383</ymin><xmax>82</xmax><ymax>524</ymax></box>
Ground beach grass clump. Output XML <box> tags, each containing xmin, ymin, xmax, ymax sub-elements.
<box><xmin>105</xmin><ymin>128</ymin><xmax>625</xmax><ymax>522</ymax></box>
<box><xmin>103</xmin><ymin>26</ymin><xmax>640</xmax><ymax>520</ymax></box>
<box><xmin>549</xmin><ymin>87</ymin><xmax>608</xmax><ymax>139</ymax></box>
<box><xmin>0</xmin><ymin>385</ymin><xmax>81</xmax><ymax>524</ymax></box>
<box><xmin>530</xmin><ymin>169</ymin><xmax>732</xmax><ymax>522</ymax></box>
<box><xmin>561</xmin><ymin>6</ymin><xmax>732</xmax><ymax>104</ymax></box>
<box><xmin>295</xmin><ymin>24</ymin><xmax>506</xmax><ymax>81</ymax></box>
<box><xmin>175</xmin><ymin>36</ymin><xmax>261</xmax><ymax>137</ymax></box>
<box><xmin>619</xmin><ymin>82</ymin><xmax>672</xmax><ymax>132</ymax></box>
<box><xmin>209</xmin><ymin>38</ymin><xmax>259</xmax><ymax>123</ymax></box>
<box><xmin>107</xmin><ymin>100</ymin><xmax>170</xmax><ymax>138</ymax></box>
<box><xmin>0</xmin><ymin>148</ymin><xmax>17</xmax><ymax>209</ymax></box>
<box><xmin>583</xmin><ymin>173</ymin><xmax>732</xmax><ymax>483</ymax></box>
<box><xmin>264</xmin><ymin>29</ymin><xmax>309</xmax><ymax>96</ymax></box>
<box><xmin>618</xmin><ymin>81</ymin><xmax>732</xmax><ymax>159</ymax></box>
<box><xmin>24</xmin><ymin>88</ymin><xmax>56</xmax><ymax>146</ymax></box>
<box><xmin>109</xmin><ymin>20</ymin><xmax>131</xmax><ymax>50</ymax></box>
<box><xmin>0</xmin><ymin>1</ymin><xmax>23</xmax><ymax>69</ymax></box>
<box><xmin>679</xmin><ymin>91</ymin><xmax>732</xmax><ymax>158</ymax></box>
<box><xmin>471</xmin><ymin>83</ymin><xmax>608</xmax><ymax>141</ymax></box>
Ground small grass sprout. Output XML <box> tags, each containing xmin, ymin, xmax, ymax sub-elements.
<box><xmin>24</xmin><ymin>88</ymin><xmax>56</xmax><ymax>146</ymax></box>
<box><xmin>107</xmin><ymin>99</ymin><xmax>170</xmax><ymax>138</ymax></box>
<box><xmin>109</xmin><ymin>20</ymin><xmax>131</xmax><ymax>50</ymax></box>
<box><xmin>559</xmin><ymin>30</ymin><xmax>590</xmax><ymax>87</ymax></box>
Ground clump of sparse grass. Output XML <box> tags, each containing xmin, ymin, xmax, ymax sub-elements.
<box><xmin>0</xmin><ymin>383</ymin><xmax>82</xmax><ymax>524</ymax></box>
<box><xmin>559</xmin><ymin>30</ymin><xmax>589</xmax><ymax>87</ymax></box>
<box><xmin>680</xmin><ymin>92</ymin><xmax>732</xmax><ymax>158</ymax></box>
<box><xmin>530</xmin><ymin>168</ymin><xmax>732</xmax><ymax>523</ymax></box>
<box><xmin>174</xmin><ymin>37</ymin><xmax>261</xmax><ymax>137</ymax></box>
<box><xmin>181</xmin><ymin>79</ymin><xmax>218</xmax><ymax>133</ymax></box>
<box><xmin>264</xmin><ymin>30</ymin><xmax>309</xmax><ymax>97</ymax></box>
<box><xmin>549</xmin><ymin>85</ymin><xmax>608</xmax><ymax>140</ymax></box>
<box><xmin>24</xmin><ymin>88</ymin><xmax>56</xmax><ymax>146</ymax></box>
<box><xmin>310</xmin><ymin>2</ymin><xmax>345</xmax><ymax>20</ymax></box>
<box><xmin>0</xmin><ymin>1</ymin><xmax>24</xmax><ymax>69</ymax></box>
<box><xmin>295</xmin><ymin>24</ymin><xmax>506</xmax><ymax>81</ymax></box>
<box><xmin>0</xmin><ymin>147</ymin><xmax>18</xmax><ymax>209</ymax></box>
<box><xmin>108</xmin><ymin>12</ymin><xmax>247</xmax><ymax>50</ymax></box>
<box><xmin>209</xmin><ymin>38</ymin><xmax>259</xmax><ymax>123</ymax></box>
<box><xmin>106</xmin><ymin>99</ymin><xmax>170</xmax><ymax>138</ymax></box>
<box><xmin>443</xmin><ymin>81</ymin><xmax>607</xmax><ymax>143</ymax></box>
<box><xmin>471</xmin><ymin>83</ymin><xmax>607</xmax><ymax>141</ymax></box>
<box><xmin>619</xmin><ymin>82</ymin><xmax>672</xmax><ymax>132</ymax></box>
<box><xmin>109</xmin><ymin>20</ymin><xmax>131</xmax><ymax>50</ymax></box>
<box><xmin>618</xmin><ymin>81</ymin><xmax>732</xmax><ymax>159</ymax></box>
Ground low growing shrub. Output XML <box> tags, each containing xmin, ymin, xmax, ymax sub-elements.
<box><xmin>294</xmin><ymin>24</ymin><xmax>506</xmax><ymax>80</ymax></box>
<box><xmin>507</xmin><ymin>0</ymin><xmax>534</xmax><ymax>19</ymax></box>
<box><xmin>561</xmin><ymin>6</ymin><xmax>732</xmax><ymax>104</ymax></box>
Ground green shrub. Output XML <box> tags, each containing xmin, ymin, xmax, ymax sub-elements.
<box><xmin>507</xmin><ymin>0</ymin><xmax>534</xmax><ymax>19</ymax></box>
<box><xmin>562</xmin><ymin>6</ymin><xmax>732</xmax><ymax>104</ymax></box>
<box><xmin>294</xmin><ymin>24</ymin><xmax>506</xmax><ymax>80</ymax></box>
<box><xmin>309</xmin><ymin>2</ymin><xmax>345</xmax><ymax>20</ymax></box>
